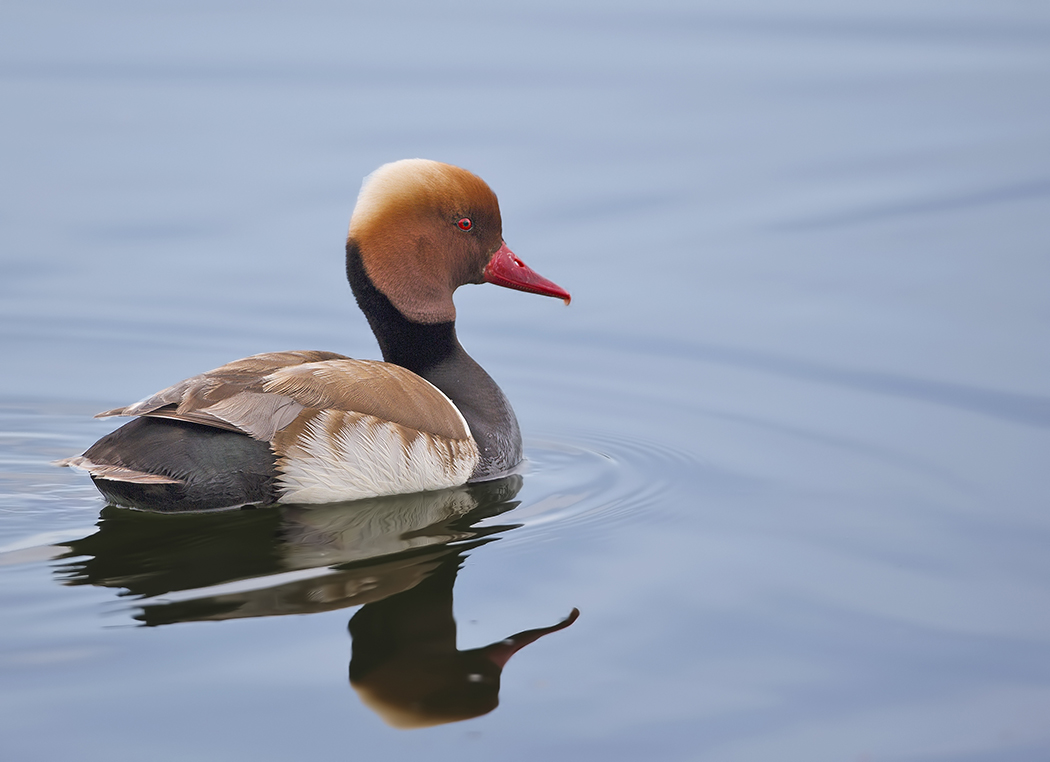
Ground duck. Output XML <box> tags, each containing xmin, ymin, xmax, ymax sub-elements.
<box><xmin>58</xmin><ymin>159</ymin><xmax>570</xmax><ymax>511</ymax></box>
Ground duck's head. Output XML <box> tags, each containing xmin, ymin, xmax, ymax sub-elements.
<box><xmin>348</xmin><ymin>159</ymin><xmax>570</xmax><ymax>324</ymax></box>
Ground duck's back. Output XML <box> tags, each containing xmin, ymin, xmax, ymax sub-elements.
<box><xmin>61</xmin><ymin>351</ymin><xmax>481</xmax><ymax>510</ymax></box>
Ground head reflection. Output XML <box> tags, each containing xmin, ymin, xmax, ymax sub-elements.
<box><xmin>54</xmin><ymin>475</ymin><xmax>578</xmax><ymax>727</ymax></box>
<box><xmin>349</xmin><ymin>551</ymin><xmax>578</xmax><ymax>728</ymax></box>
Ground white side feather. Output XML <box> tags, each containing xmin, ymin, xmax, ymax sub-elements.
<box><xmin>275</xmin><ymin>410</ymin><xmax>479</xmax><ymax>504</ymax></box>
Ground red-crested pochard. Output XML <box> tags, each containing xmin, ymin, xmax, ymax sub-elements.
<box><xmin>58</xmin><ymin>159</ymin><xmax>570</xmax><ymax>510</ymax></box>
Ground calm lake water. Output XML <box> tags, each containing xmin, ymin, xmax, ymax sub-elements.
<box><xmin>3</xmin><ymin>1</ymin><xmax>1049</xmax><ymax>759</ymax></box>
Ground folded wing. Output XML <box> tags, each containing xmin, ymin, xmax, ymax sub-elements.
<box><xmin>80</xmin><ymin>351</ymin><xmax>481</xmax><ymax>503</ymax></box>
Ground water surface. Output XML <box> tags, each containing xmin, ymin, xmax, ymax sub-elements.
<box><xmin>2</xmin><ymin>1</ymin><xmax>1049</xmax><ymax>760</ymax></box>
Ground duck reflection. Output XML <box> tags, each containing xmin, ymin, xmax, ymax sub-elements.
<box><xmin>53</xmin><ymin>475</ymin><xmax>578</xmax><ymax>727</ymax></box>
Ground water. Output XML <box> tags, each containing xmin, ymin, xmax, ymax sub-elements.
<box><xmin>3</xmin><ymin>1</ymin><xmax>1050</xmax><ymax>759</ymax></box>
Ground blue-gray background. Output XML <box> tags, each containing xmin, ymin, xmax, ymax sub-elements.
<box><xmin>2</xmin><ymin>1</ymin><xmax>1049</xmax><ymax>760</ymax></box>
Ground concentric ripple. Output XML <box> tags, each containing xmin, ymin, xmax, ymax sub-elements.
<box><xmin>482</xmin><ymin>429</ymin><xmax>700</xmax><ymax>542</ymax></box>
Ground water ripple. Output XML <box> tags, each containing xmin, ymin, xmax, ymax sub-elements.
<box><xmin>488</xmin><ymin>431</ymin><xmax>697</xmax><ymax>541</ymax></box>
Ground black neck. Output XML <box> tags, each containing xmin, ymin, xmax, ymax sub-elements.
<box><xmin>346</xmin><ymin>242</ymin><xmax>522</xmax><ymax>478</ymax></box>
<box><xmin>344</xmin><ymin>241</ymin><xmax>456</xmax><ymax>373</ymax></box>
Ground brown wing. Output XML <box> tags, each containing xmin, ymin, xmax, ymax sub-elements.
<box><xmin>96</xmin><ymin>351</ymin><xmax>471</xmax><ymax>443</ymax></box>
<box><xmin>262</xmin><ymin>360</ymin><xmax>470</xmax><ymax>441</ymax></box>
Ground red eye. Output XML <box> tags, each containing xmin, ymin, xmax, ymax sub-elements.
<box><xmin>457</xmin><ymin>217</ymin><xmax>473</xmax><ymax>231</ymax></box>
